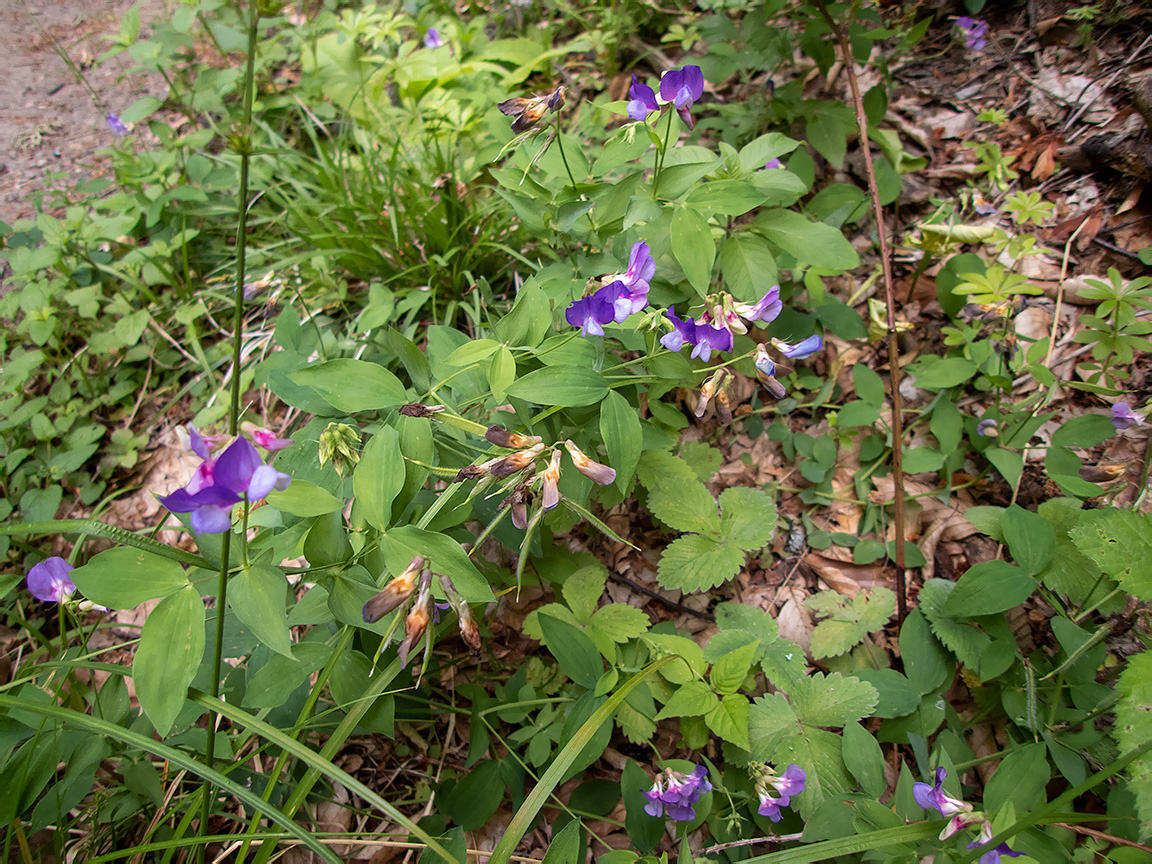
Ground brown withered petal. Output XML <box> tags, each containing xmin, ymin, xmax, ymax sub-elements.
<box><xmin>762</xmin><ymin>376</ymin><xmax>788</xmax><ymax>400</ymax></box>
<box><xmin>458</xmin><ymin>608</ymin><xmax>482</xmax><ymax>656</ymax></box>
<box><xmin>397</xmin><ymin>588</ymin><xmax>432</xmax><ymax>667</ymax></box>
<box><xmin>541</xmin><ymin>449</ymin><xmax>561</xmax><ymax>511</ymax></box>
<box><xmin>362</xmin><ymin>555</ymin><xmax>426</xmax><ymax>623</ymax></box>
<box><xmin>502</xmin><ymin>486</ymin><xmax>530</xmax><ymax>529</ymax></box>
<box><xmin>564</xmin><ymin>440</ymin><xmax>616</xmax><ymax>486</ymax></box>
<box><xmin>694</xmin><ymin>390</ymin><xmax>712</xmax><ymax>419</ymax></box>
<box><xmin>455</xmin><ymin>464</ymin><xmax>488</xmax><ymax>482</ymax></box>
<box><xmin>489</xmin><ymin>443</ymin><xmax>545</xmax><ymax>478</ymax></box>
<box><xmin>485</xmin><ymin>425</ymin><xmax>542</xmax><ymax>449</ymax></box>
<box><xmin>399</xmin><ymin>403</ymin><xmax>446</xmax><ymax>418</ymax></box>
<box><xmin>716</xmin><ymin>389</ymin><xmax>733</xmax><ymax>425</ymax></box>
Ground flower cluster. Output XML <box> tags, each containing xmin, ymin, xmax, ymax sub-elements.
<box><xmin>449</xmin><ymin>421</ymin><xmax>615</xmax><ymax>529</ymax></box>
<box><xmin>644</xmin><ymin>764</ymin><xmax>712</xmax><ymax>822</ymax></box>
<box><xmin>915</xmin><ymin>768</ymin><xmax>1023</xmax><ymax>864</ymax></box>
<box><xmin>362</xmin><ymin>555</ymin><xmax>481</xmax><ymax>666</ymax></box>
<box><xmin>954</xmin><ymin>16</ymin><xmax>988</xmax><ymax>52</ymax></box>
<box><xmin>628</xmin><ymin>65</ymin><xmax>704</xmax><ymax>130</ymax></box>
<box><xmin>565</xmin><ymin>241</ymin><xmax>654</xmax><ymax>336</ymax></box>
<box><xmin>1112</xmin><ymin>402</ymin><xmax>1142</xmax><ymax>431</ymax></box>
<box><xmin>158</xmin><ymin>425</ymin><xmax>293</xmax><ymax>534</ymax></box>
<box><xmin>424</xmin><ymin>28</ymin><xmax>443</xmax><ymax>49</ymax></box>
<box><xmin>752</xmin><ymin>762</ymin><xmax>806</xmax><ymax>823</ymax></box>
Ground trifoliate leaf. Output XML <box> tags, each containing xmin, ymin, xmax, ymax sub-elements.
<box><xmin>561</xmin><ymin>565</ymin><xmax>608</xmax><ymax>624</ymax></box>
<box><xmin>719</xmin><ymin>486</ymin><xmax>777</xmax><ymax>550</ymax></box>
<box><xmin>804</xmin><ymin>588</ymin><xmax>896</xmax><ymax>659</ymax></box>
<box><xmin>589</xmin><ymin>604</ymin><xmax>651</xmax><ymax>643</ymax></box>
<box><xmin>789</xmin><ymin>672</ymin><xmax>878</xmax><ymax>727</ymax></box>
<box><xmin>657</xmin><ymin>533</ymin><xmax>744</xmax><ymax>593</ymax></box>
<box><xmin>715</xmin><ymin>602</ymin><xmax>781</xmax><ymax>659</ymax></box>
<box><xmin>646</xmin><ymin>473</ymin><xmax>720</xmax><ymax>535</ymax></box>
<box><xmin>1038</xmin><ymin>498</ymin><xmax>1121</xmax><ymax>611</ymax></box>
<box><xmin>1070</xmin><ymin>509</ymin><xmax>1152</xmax><ymax>602</ymax></box>
<box><xmin>678</xmin><ymin>440</ymin><xmax>723</xmax><ymax>480</ymax></box>
<box><xmin>655</xmin><ymin>680</ymin><xmax>718</xmax><ymax>720</ymax></box>
<box><xmin>522</xmin><ymin>604</ymin><xmax>581</xmax><ymax>642</ymax></box>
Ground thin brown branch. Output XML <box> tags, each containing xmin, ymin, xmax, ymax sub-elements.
<box><xmin>813</xmin><ymin>0</ymin><xmax>907</xmax><ymax>622</ymax></box>
<box><xmin>1053</xmin><ymin>823</ymin><xmax>1152</xmax><ymax>855</ymax></box>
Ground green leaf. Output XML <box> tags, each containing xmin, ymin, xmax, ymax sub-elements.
<box><xmin>69</xmin><ymin>547</ymin><xmax>189</xmax><ymax>609</ymax></box>
<box><xmin>1052</xmin><ymin>414</ymin><xmax>1116</xmax><ymax>448</ymax></box>
<box><xmin>671</xmin><ymin>206</ymin><xmax>716</xmax><ymax>297</ymax></box>
<box><xmin>1037</xmin><ymin>498</ymin><xmax>1119</xmax><ymax>610</ymax></box>
<box><xmin>646</xmin><ymin>472</ymin><xmax>719</xmax><ymax>535</ymax></box>
<box><xmin>1070</xmin><ymin>509</ymin><xmax>1152</xmax><ymax>601</ymax></box>
<box><xmin>657</xmin><ymin>533</ymin><xmax>744</xmax><ymax>593</ymax></box>
<box><xmin>655</xmin><ymin>681</ymin><xmax>718</xmax><ymax>719</ymax></box>
<box><xmin>488</xmin><ymin>346</ymin><xmax>516</xmax><ymax>404</ymax></box>
<box><xmin>710</xmin><ymin>639</ymin><xmax>760</xmax><ymax>695</ymax></box>
<box><xmin>906</xmin><ymin>356</ymin><xmax>977</xmax><ymax>389</ymax></box>
<box><xmin>445</xmin><ymin>339</ymin><xmax>501</xmax><ymax>367</ymax></box>
<box><xmin>685</xmin><ymin>181</ymin><xmax>770</xmax><ymax>217</ymax></box>
<box><xmin>589</xmin><ymin>605</ymin><xmax>651</xmax><ymax>643</ymax></box>
<box><xmin>718</xmin><ymin>486</ymin><xmax>776</xmax><ymax>550</ymax></box>
<box><xmin>562</xmin><ymin>565</ymin><xmax>607</xmax><ymax>623</ymax></box>
<box><xmin>738</xmin><ymin>132</ymin><xmax>801</xmax><ymax>173</ymax></box>
<box><xmin>853</xmin><ymin>365</ymin><xmax>885</xmax><ymax>406</ymax></box>
<box><xmin>842</xmin><ymin>721</ymin><xmax>886</xmax><ymax>798</ymax></box>
<box><xmin>943</xmin><ymin>561</ymin><xmax>1035</xmax><ymax>617</ymax></box>
<box><xmin>353</xmin><ymin>426</ymin><xmax>405</xmax><ymax>532</ymax></box>
<box><xmin>541</xmin><ymin>818</ymin><xmax>581</xmax><ymax>864</ymax></box>
<box><xmin>1001</xmin><ymin>504</ymin><xmax>1055</xmax><ymax>576</ymax></box>
<box><xmin>643</xmin><ymin>633</ymin><xmax>705</xmax><ymax>684</ymax></box>
<box><xmin>228</xmin><ymin>564</ymin><xmax>292</xmax><ymax>658</ymax></box>
<box><xmin>538</xmin><ymin>613</ymin><xmax>603</xmax><ymax>689</ymax></box>
<box><xmin>290</xmin><ymin>359</ymin><xmax>406</xmax><ymax>413</ymax></box>
<box><xmin>1116</xmin><ymin>651</ymin><xmax>1152</xmax><ymax>837</ymax></box>
<box><xmin>790</xmin><ymin>673</ymin><xmax>879</xmax><ymax>727</ymax></box>
<box><xmin>917</xmin><ymin>580</ymin><xmax>990</xmax><ymax>670</ymax></box>
<box><xmin>704</xmin><ymin>694</ymin><xmax>750</xmax><ymax>749</ymax></box>
<box><xmin>719</xmin><ymin>235</ymin><xmax>778</xmax><ymax>302</ymax></box>
<box><xmin>266</xmin><ymin>481</ymin><xmax>343</xmax><ymax>517</ymax></box>
<box><xmin>852</xmin><ymin>669</ymin><xmax>920</xmax><ymax>718</ymax></box>
<box><xmin>902</xmin><ymin>447</ymin><xmax>943</xmax><ymax>473</ymax></box>
<box><xmin>622</xmin><ymin>759</ymin><xmax>665</xmax><ymax>854</ymax></box>
<box><xmin>899</xmin><ymin>609</ymin><xmax>949</xmax><ymax>695</ymax></box>
<box><xmin>505</xmin><ymin>366</ymin><xmax>609</xmax><ymax>407</ymax></box>
<box><xmin>985</xmin><ymin>447</ymin><xmax>1024</xmax><ymax>488</ymax></box>
<box><xmin>983</xmin><ymin>742</ymin><xmax>1050</xmax><ymax>815</ymax></box>
<box><xmin>601</xmin><ymin>389</ymin><xmax>642</xmax><ymax>493</ymax></box>
<box><xmin>837</xmin><ymin>401</ymin><xmax>880</xmax><ymax>427</ymax></box>
<box><xmin>804</xmin><ymin>588</ymin><xmax>896</xmax><ymax>659</ymax></box>
<box><xmin>753</xmin><ymin>209</ymin><xmax>859</xmax><ymax>270</ymax></box>
<box><xmin>133</xmin><ymin>585</ymin><xmax>205</xmax><ymax>736</ymax></box>
<box><xmin>930</xmin><ymin>398</ymin><xmax>964</xmax><ymax>456</ymax></box>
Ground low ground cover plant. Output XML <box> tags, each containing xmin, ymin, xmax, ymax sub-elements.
<box><xmin>2</xmin><ymin>0</ymin><xmax>1152</xmax><ymax>862</ymax></box>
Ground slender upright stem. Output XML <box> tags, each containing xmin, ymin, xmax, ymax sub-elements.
<box><xmin>198</xmin><ymin>2</ymin><xmax>260</xmax><ymax>859</ymax></box>
<box><xmin>651</xmin><ymin>108</ymin><xmax>675</xmax><ymax>200</ymax></box>
<box><xmin>814</xmin><ymin>0</ymin><xmax>907</xmax><ymax>622</ymax></box>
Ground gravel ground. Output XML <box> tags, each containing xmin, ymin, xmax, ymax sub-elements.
<box><xmin>0</xmin><ymin>0</ymin><xmax>165</xmax><ymax>229</ymax></box>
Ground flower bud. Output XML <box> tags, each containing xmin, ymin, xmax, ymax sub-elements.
<box><xmin>563</xmin><ymin>440</ymin><xmax>616</xmax><ymax>486</ymax></box>
<box><xmin>363</xmin><ymin>556</ymin><xmax>426</xmax><ymax>623</ymax></box>
<box><xmin>318</xmin><ymin>423</ymin><xmax>362</xmax><ymax>477</ymax></box>
<box><xmin>485</xmin><ymin>425</ymin><xmax>543</xmax><ymax>449</ymax></box>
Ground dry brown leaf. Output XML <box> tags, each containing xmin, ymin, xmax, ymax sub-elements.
<box><xmin>776</xmin><ymin>585</ymin><xmax>813</xmax><ymax>654</ymax></box>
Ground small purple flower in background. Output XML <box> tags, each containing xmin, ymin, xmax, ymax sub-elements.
<box><xmin>424</xmin><ymin>28</ymin><xmax>443</xmax><ymax>49</ymax></box>
<box><xmin>1112</xmin><ymin>402</ymin><xmax>1142</xmax><ymax>431</ymax></box>
<box><xmin>755</xmin><ymin>763</ymin><xmax>805</xmax><ymax>822</ymax></box>
<box><xmin>566</xmin><ymin>286</ymin><xmax>621</xmax><ymax>337</ymax></box>
<box><xmin>159</xmin><ymin>436</ymin><xmax>291</xmax><ymax>533</ymax></box>
<box><xmin>954</xmin><ymin>16</ymin><xmax>988</xmax><ymax>52</ymax></box>
<box><xmin>977</xmin><ymin>418</ymin><xmax>999</xmax><ymax>437</ymax></box>
<box><xmin>643</xmin><ymin>764</ymin><xmax>711</xmax><ymax>822</ymax></box>
<box><xmin>967</xmin><ymin>822</ymin><xmax>1024</xmax><ymax>864</ymax></box>
<box><xmin>659</xmin><ymin>64</ymin><xmax>704</xmax><ymax>130</ymax></box>
<box><xmin>627</xmin><ymin>74</ymin><xmax>658</xmax><ymax>122</ymax></box>
<box><xmin>763</xmin><ymin>157</ymin><xmax>784</xmax><ymax>170</ymax></box>
<box><xmin>27</xmin><ymin>557</ymin><xmax>76</xmax><ymax>603</ymax></box>
<box><xmin>914</xmin><ymin>767</ymin><xmax>981</xmax><ymax>839</ymax></box>
<box><xmin>754</xmin><ymin>344</ymin><xmax>776</xmax><ymax>378</ymax></box>
<box><xmin>735</xmin><ymin>286</ymin><xmax>783</xmax><ymax>327</ymax></box>
<box><xmin>774</xmin><ymin>334</ymin><xmax>823</xmax><ymax>359</ymax></box>
<box><xmin>244</xmin><ymin>423</ymin><xmax>295</xmax><ymax>451</ymax></box>
<box><xmin>106</xmin><ymin>113</ymin><xmax>129</xmax><ymax>135</ymax></box>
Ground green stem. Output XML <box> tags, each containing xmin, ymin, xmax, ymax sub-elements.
<box><xmin>651</xmin><ymin>108</ymin><xmax>675</xmax><ymax>200</ymax></box>
<box><xmin>199</xmin><ymin>2</ymin><xmax>260</xmax><ymax>860</ymax></box>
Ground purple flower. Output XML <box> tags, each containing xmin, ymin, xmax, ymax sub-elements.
<box><xmin>159</xmin><ymin>436</ymin><xmax>291</xmax><ymax>534</ymax></box>
<box><xmin>754</xmin><ymin>344</ymin><xmax>776</xmax><ymax>378</ymax></box>
<box><xmin>246</xmin><ymin>424</ymin><xmax>295</xmax><ymax>451</ymax></box>
<box><xmin>763</xmin><ymin>157</ymin><xmax>784</xmax><ymax>170</ymax></box>
<box><xmin>659</xmin><ymin>65</ymin><xmax>704</xmax><ymax>130</ymax></box>
<box><xmin>106</xmin><ymin>113</ymin><xmax>129</xmax><ymax>135</ymax></box>
<box><xmin>977</xmin><ymin>418</ymin><xmax>999</xmax><ymax>437</ymax></box>
<box><xmin>735</xmin><ymin>286</ymin><xmax>783</xmax><ymax>327</ymax></box>
<box><xmin>775</xmin><ymin>334</ymin><xmax>823</xmax><ymax>359</ymax></box>
<box><xmin>424</xmin><ymin>28</ymin><xmax>443</xmax><ymax>48</ymax></box>
<box><xmin>566</xmin><ymin>284</ymin><xmax>622</xmax><ymax>337</ymax></box>
<box><xmin>756</xmin><ymin>763</ymin><xmax>805</xmax><ymax>822</ymax></box>
<box><xmin>1112</xmin><ymin>402</ymin><xmax>1142</xmax><ymax>431</ymax></box>
<box><xmin>627</xmin><ymin>74</ymin><xmax>658</xmax><ymax>122</ymax></box>
<box><xmin>27</xmin><ymin>557</ymin><xmax>76</xmax><ymax>603</ymax></box>
<box><xmin>659</xmin><ymin>309</ymin><xmax>733</xmax><ymax>362</ymax></box>
<box><xmin>603</xmin><ymin>241</ymin><xmax>655</xmax><ymax>319</ymax></box>
<box><xmin>914</xmin><ymin>767</ymin><xmax>981</xmax><ymax>839</ymax></box>
<box><xmin>955</xmin><ymin>17</ymin><xmax>988</xmax><ymax>51</ymax></box>
<box><xmin>967</xmin><ymin>822</ymin><xmax>1024</xmax><ymax>864</ymax></box>
<box><xmin>643</xmin><ymin>764</ymin><xmax>711</xmax><ymax>822</ymax></box>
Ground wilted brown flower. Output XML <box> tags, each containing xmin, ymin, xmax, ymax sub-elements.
<box><xmin>363</xmin><ymin>556</ymin><xmax>425</xmax><ymax>623</ymax></box>
<box><xmin>563</xmin><ymin>440</ymin><xmax>616</xmax><ymax>486</ymax></box>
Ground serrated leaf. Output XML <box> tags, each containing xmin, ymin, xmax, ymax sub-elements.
<box><xmin>710</xmin><ymin>639</ymin><xmax>760</xmax><ymax>695</ymax></box>
<box><xmin>1037</xmin><ymin>498</ymin><xmax>1119</xmax><ymax>610</ymax></box>
<box><xmin>1070</xmin><ymin>509</ymin><xmax>1152</xmax><ymax>601</ymax></box>
<box><xmin>718</xmin><ymin>486</ymin><xmax>777</xmax><ymax>550</ymax></box>
<box><xmin>522</xmin><ymin>604</ymin><xmax>581</xmax><ymax>642</ymax></box>
<box><xmin>655</xmin><ymin>681</ymin><xmax>718</xmax><ymax>719</ymax></box>
<box><xmin>637</xmin><ymin>450</ymin><xmax>698</xmax><ymax>487</ymax></box>
<box><xmin>705</xmin><ymin>694</ymin><xmax>750</xmax><ymax>749</ymax></box>
<box><xmin>804</xmin><ymin>588</ymin><xmax>895</xmax><ymax>659</ymax></box>
<box><xmin>1116</xmin><ymin>651</ymin><xmax>1152</xmax><ymax>839</ymax></box>
<box><xmin>643</xmin><ymin>633</ymin><xmax>706</xmax><ymax>685</ymax></box>
<box><xmin>646</xmin><ymin>473</ymin><xmax>719</xmax><ymax>535</ymax></box>
<box><xmin>789</xmin><ymin>673</ymin><xmax>878</xmax><ymax>727</ymax></box>
<box><xmin>616</xmin><ymin>699</ymin><xmax>657</xmax><ymax>745</ymax></box>
<box><xmin>562</xmin><ymin>565</ymin><xmax>608</xmax><ymax>624</ymax></box>
<box><xmin>917</xmin><ymin>579</ymin><xmax>990</xmax><ymax>670</ymax></box>
<box><xmin>703</xmin><ymin>630</ymin><xmax>760</xmax><ymax>665</ymax></box>
<box><xmin>657</xmin><ymin>533</ymin><xmax>744</xmax><ymax>593</ymax></box>
<box><xmin>760</xmin><ymin>638</ymin><xmax>808</xmax><ymax>692</ymax></box>
<box><xmin>714</xmin><ymin>602</ymin><xmax>780</xmax><ymax>659</ymax></box>
<box><xmin>589</xmin><ymin>604</ymin><xmax>651</xmax><ymax>643</ymax></box>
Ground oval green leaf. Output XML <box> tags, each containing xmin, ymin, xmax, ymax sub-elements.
<box><xmin>290</xmin><ymin>359</ymin><xmax>406</xmax><ymax>413</ymax></box>
<box><xmin>70</xmin><ymin>546</ymin><xmax>190</xmax><ymax>609</ymax></box>
<box><xmin>505</xmin><ymin>366</ymin><xmax>608</xmax><ymax>407</ymax></box>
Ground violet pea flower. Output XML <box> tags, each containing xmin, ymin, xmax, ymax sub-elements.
<box><xmin>763</xmin><ymin>157</ymin><xmax>784</xmax><ymax>170</ymax></box>
<box><xmin>735</xmin><ymin>286</ymin><xmax>783</xmax><ymax>327</ymax></box>
<box><xmin>644</xmin><ymin>764</ymin><xmax>711</xmax><ymax>822</ymax></box>
<box><xmin>757</xmin><ymin>763</ymin><xmax>806</xmax><ymax>822</ymax></box>
<box><xmin>27</xmin><ymin>557</ymin><xmax>76</xmax><ymax>603</ymax></box>
<box><xmin>246</xmin><ymin>424</ymin><xmax>295</xmax><ymax>451</ymax></box>
<box><xmin>659</xmin><ymin>65</ymin><xmax>703</xmax><ymax>130</ymax></box>
<box><xmin>159</xmin><ymin>437</ymin><xmax>291</xmax><ymax>534</ymax></box>
<box><xmin>627</xmin><ymin>74</ymin><xmax>658</xmax><ymax>122</ymax></box>
<box><xmin>1112</xmin><ymin>402</ymin><xmax>1142</xmax><ymax>431</ymax></box>
<box><xmin>565</xmin><ymin>286</ymin><xmax>620</xmax><ymax>337</ymax></box>
<box><xmin>106</xmin><ymin>113</ymin><xmax>129</xmax><ymax>135</ymax></box>
<box><xmin>914</xmin><ymin>767</ymin><xmax>982</xmax><ymax>839</ymax></box>
<box><xmin>604</xmin><ymin>242</ymin><xmax>655</xmax><ymax>320</ymax></box>
<box><xmin>967</xmin><ymin>822</ymin><xmax>1024</xmax><ymax>864</ymax></box>
<box><xmin>691</xmin><ymin>320</ymin><xmax>733</xmax><ymax>362</ymax></box>
<box><xmin>977</xmin><ymin>418</ymin><xmax>999</xmax><ymax>437</ymax></box>
<box><xmin>775</xmin><ymin>334</ymin><xmax>823</xmax><ymax>359</ymax></box>
<box><xmin>424</xmin><ymin>28</ymin><xmax>443</xmax><ymax>48</ymax></box>
<box><xmin>955</xmin><ymin>17</ymin><xmax>988</xmax><ymax>52</ymax></box>
<box><xmin>660</xmin><ymin>309</ymin><xmax>696</xmax><ymax>354</ymax></box>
